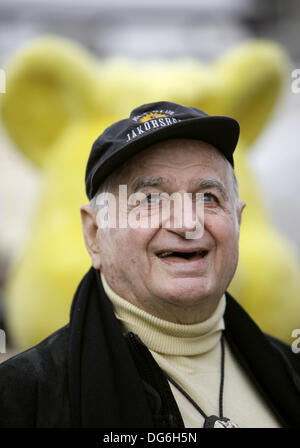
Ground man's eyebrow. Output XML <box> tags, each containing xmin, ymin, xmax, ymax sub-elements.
<box><xmin>131</xmin><ymin>176</ymin><xmax>228</xmax><ymax>200</ymax></box>
<box><xmin>132</xmin><ymin>176</ymin><xmax>170</xmax><ymax>192</ymax></box>
<box><xmin>192</xmin><ymin>178</ymin><xmax>228</xmax><ymax>201</ymax></box>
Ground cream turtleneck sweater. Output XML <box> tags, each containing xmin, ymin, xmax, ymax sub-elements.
<box><xmin>100</xmin><ymin>272</ymin><xmax>280</xmax><ymax>428</ymax></box>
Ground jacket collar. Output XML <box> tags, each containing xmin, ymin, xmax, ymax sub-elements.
<box><xmin>224</xmin><ymin>292</ymin><xmax>300</xmax><ymax>427</ymax></box>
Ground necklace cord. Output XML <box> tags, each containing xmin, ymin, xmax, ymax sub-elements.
<box><xmin>164</xmin><ymin>332</ymin><xmax>225</xmax><ymax>420</ymax></box>
<box><xmin>166</xmin><ymin>373</ymin><xmax>208</xmax><ymax>419</ymax></box>
<box><xmin>219</xmin><ymin>333</ymin><xmax>225</xmax><ymax>418</ymax></box>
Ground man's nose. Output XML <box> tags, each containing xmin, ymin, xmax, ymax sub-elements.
<box><xmin>162</xmin><ymin>192</ymin><xmax>204</xmax><ymax>239</ymax></box>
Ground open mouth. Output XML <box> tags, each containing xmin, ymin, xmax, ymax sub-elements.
<box><xmin>157</xmin><ymin>250</ymin><xmax>208</xmax><ymax>261</ymax></box>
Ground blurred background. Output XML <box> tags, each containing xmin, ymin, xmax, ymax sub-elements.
<box><xmin>0</xmin><ymin>0</ymin><xmax>299</xmax><ymax>355</ymax></box>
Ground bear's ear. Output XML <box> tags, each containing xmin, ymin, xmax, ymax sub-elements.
<box><xmin>0</xmin><ymin>36</ymin><xmax>100</xmax><ymax>167</ymax></box>
<box><xmin>212</xmin><ymin>40</ymin><xmax>288</xmax><ymax>148</ymax></box>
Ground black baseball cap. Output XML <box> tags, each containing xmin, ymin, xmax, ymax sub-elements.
<box><xmin>85</xmin><ymin>101</ymin><xmax>240</xmax><ymax>199</ymax></box>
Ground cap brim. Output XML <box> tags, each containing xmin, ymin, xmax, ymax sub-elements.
<box><xmin>89</xmin><ymin>115</ymin><xmax>239</xmax><ymax>199</ymax></box>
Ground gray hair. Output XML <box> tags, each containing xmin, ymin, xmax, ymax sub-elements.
<box><xmin>225</xmin><ymin>159</ymin><xmax>240</xmax><ymax>208</ymax></box>
<box><xmin>89</xmin><ymin>170</ymin><xmax>119</xmax><ymax>208</ymax></box>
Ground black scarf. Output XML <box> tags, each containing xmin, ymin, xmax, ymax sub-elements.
<box><xmin>68</xmin><ymin>267</ymin><xmax>300</xmax><ymax>428</ymax></box>
<box><xmin>67</xmin><ymin>266</ymin><xmax>153</xmax><ymax>428</ymax></box>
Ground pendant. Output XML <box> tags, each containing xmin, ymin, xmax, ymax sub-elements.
<box><xmin>204</xmin><ymin>415</ymin><xmax>239</xmax><ymax>428</ymax></box>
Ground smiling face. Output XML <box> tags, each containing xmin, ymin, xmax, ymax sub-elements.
<box><xmin>81</xmin><ymin>139</ymin><xmax>245</xmax><ymax>323</ymax></box>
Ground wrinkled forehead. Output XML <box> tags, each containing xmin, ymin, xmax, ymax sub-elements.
<box><xmin>113</xmin><ymin>138</ymin><xmax>230</xmax><ymax>190</ymax></box>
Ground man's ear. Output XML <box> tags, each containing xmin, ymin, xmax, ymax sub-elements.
<box><xmin>237</xmin><ymin>200</ymin><xmax>246</xmax><ymax>228</ymax></box>
<box><xmin>0</xmin><ymin>36</ymin><xmax>101</xmax><ymax>167</ymax></box>
<box><xmin>80</xmin><ymin>204</ymin><xmax>102</xmax><ymax>269</ymax></box>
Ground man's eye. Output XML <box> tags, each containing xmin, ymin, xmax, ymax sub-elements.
<box><xmin>145</xmin><ymin>194</ymin><xmax>160</xmax><ymax>205</ymax></box>
<box><xmin>203</xmin><ymin>192</ymin><xmax>218</xmax><ymax>202</ymax></box>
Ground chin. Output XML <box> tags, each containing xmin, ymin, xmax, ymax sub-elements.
<box><xmin>157</xmin><ymin>277</ymin><xmax>216</xmax><ymax>305</ymax></box>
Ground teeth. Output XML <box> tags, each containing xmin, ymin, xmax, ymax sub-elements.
<box><xmin>158</xmin><ymin>251</ymin><xmax>173</xmax><ymax>258</ymax></box>
<box><xmin>158</xmin><ymin>250</ymin><xmax>207</xmax><ymax>258</ymax></box>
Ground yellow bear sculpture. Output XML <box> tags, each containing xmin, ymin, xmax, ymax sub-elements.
<box><xmin>1</xmin><ymin>37</ymin><xmax>299</xmax><ymax>349</ymax></box>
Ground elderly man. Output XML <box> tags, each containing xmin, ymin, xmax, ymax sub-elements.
<box><xmin>0</xmin><ymin>101</ymin><xmax>299</xmax><ymax>428</ymax></box>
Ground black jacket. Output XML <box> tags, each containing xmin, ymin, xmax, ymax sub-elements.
<box><xmin>0</xmin><ymin>268</ymin><xmax>300</xmax><ymax>428</ymax></box>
